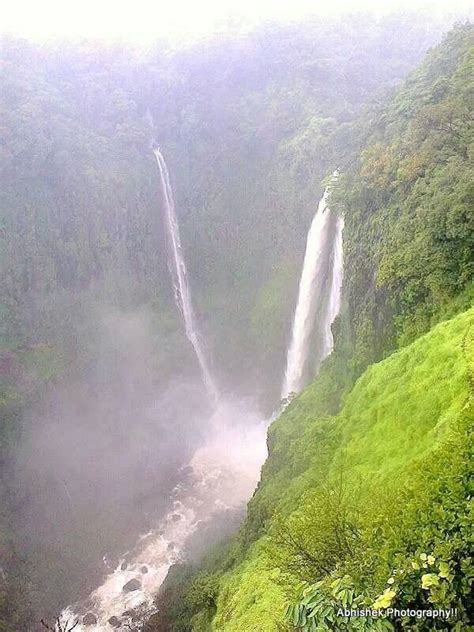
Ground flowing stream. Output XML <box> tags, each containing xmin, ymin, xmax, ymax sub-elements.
<box><xmin>282</xmin><ymin>174</ymin><xmax>343</xmax><ymax>399</ymax></box>
<box><xmin>60</xmin><ymin>402</ymin><xmax>267</xmax><ymax>631</ymax></box>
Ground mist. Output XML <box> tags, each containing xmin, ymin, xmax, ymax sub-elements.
<box><xmin>13</xmin><ymin>306</ymin><xmax>210</xmax><ymax>612</ymax></box>
<box><xmin>13</xmin><ymin>273</ymin><xmax>269</xmax><ymax>628</ymax></box>
<box><xmin>2</xmin><ymin>0</ymin><xmax>473</xmax><ymax>42</ymax></box>
<box><xmin>1</xmin><ymin>6</ymin><xmax>471</xmax><ymax>631</ymax></box>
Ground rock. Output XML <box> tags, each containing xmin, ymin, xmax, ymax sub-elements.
<box><xmin>140</xmin><ymin>565</ymin><xmax>148</xmax><ymax>574</ymax></box>
<box><xmin>123</xmin><ymin>578</ymin><xmax>141</xmax><ymax>592</ymax></box>
<box><xmin>83</xmin><ymin>612</ymin><xmax>97</xmax><ymax>625</ymax></box>
<box><xmin>120</xmin><ymin>561</ymin><xmax>127</xmax><ymax>571</ymax></box>
<box><xmin>167</xmin><ymin>542</ymin><xmax>176</xmax><ymax>550</ymax></box>
<box><xmin>108</xmin><ymin>616</ymin><xmax>121</xmax><ymax>628</ymax></box>
<box><xmin>171</xmin><ymin>513</ymin><xmax>182</xmax><ymax>522</ymax></box>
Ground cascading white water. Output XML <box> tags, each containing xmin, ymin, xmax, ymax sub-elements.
<box><xmin>60</xmin><ymin>402</ymin><xmax>268</xmax><ymax>632</ymax></box>
<box><xmin>154</xmin><ymin>148</ymin><xmax>219</xmax><ymax>403</ymax></box>
<box><xmin>281</xmin><ymin>175</ymin><xmax>343</xmax><ymax>400</ymax></box>
<box><xmin>319</xmin><ymin>213</ymin><xmax>344</xmax><ymax>361</ymax></box>
<box><xmin>58</xmin><ymin>152</ymin><xmax>271</xmax><ymax>631</ymax></box>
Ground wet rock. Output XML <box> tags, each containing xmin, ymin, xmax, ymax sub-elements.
<box><xmin>122</xmin><ymin>610</ymin><xmax>133</xmax><ymax>617</ymax></box>
<box><xmin>120</xmin><ymin>561</ymin><xmax>127</xmax><ymax>571</ymax></box>
<box><xmin>140</xmin><ymin>565</ymin><xmax>148</xmax><ymax>574</ymax></box>
<box><xmin>83</xmin><ymin>612</ymin><xmax>97</xmax><ymax>626</ymax></box>
<box><xmin>108</xmin><ymin>616</ymin><xmax>121</xmax><ymax>627</ymax></box>
<box><xmin>171</xmin><ymin>513</ymin><xmax>182</xmax><ymax>522</ymax></box>
<box><xmin>123</xmin><ymin>578</ymin><xmax>142</xmax><ymax>593</ymax></box>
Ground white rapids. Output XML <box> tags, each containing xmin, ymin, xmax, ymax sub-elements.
<box><xmin>61</xmin><ymin>402</ymin><xmax>268</xmax><ymax>630</ymax></box>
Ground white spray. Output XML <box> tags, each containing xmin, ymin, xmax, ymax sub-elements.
<box><xmin>282</xmin><ymin>174</ymin><xmax>343</xmax><ymax>400</ymax></box>
<box><xmin>154</xmin><ymin>148</ymin><xmax>219</xmax><ymax>403</ymax></box>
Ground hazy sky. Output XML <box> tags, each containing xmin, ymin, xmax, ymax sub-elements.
<box><xmin>2</xmin><ymin>0</ymin><xmax>472</xmax><ymax>42</ymax></box>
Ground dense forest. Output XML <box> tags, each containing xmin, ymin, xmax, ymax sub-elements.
<box><xmin>0</xmin><ymin>8</ymin><xmax>473</xmax><ymax>632</ymax></box>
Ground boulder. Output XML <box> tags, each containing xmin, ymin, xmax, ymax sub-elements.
<box><xmin>122</xmin><ymin>578</ymin><xmax>141</xmax><ymax>593</ymax></box>
<box><xmin>140</xmin><ymin>565</ymin><xmax>148</xmax><ymax>574</ymax></box>
<box><xmin>83</xmin><ymin>612</ymin><xmax>97</xmax><ymax>625</ymax></box>
<box><xmin>108</xmin><ymin>616</ymin><xmax>121</xmax><ymax>628</ymax></box>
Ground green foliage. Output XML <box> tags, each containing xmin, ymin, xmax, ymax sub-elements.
<box><xmin>266</xmin><ymin>478</ymin><xmax>363</xmax><ymax>583</ymax></box>
<box><xmin>286</xmin><ymin>395</ymin><xmax>473</xmax><ymax>631</ymax></box>
<box><xmin>186</xmin><ymin>573</ymin><xmax>220</xmax><ymax>612</ymax></box>
<box><xmin>1</xmin><ymin>14</ymin><xmax>449</xmax><ymax>404</ymax></box>
<box><xmin>333</xmin><ymin>24</ymin><xmax>474</xmax><ymax>376</ymax></box>
<box><xmin>148</xmin><ymin>563</ymin><xmax>197</xmax><ymax>632</ymax></box>
<box><xmin>286</xmin><ymin>577</ymin><xmax>393</xmax><ymax>631</ymax></box>
<box><xmin>195</xmin><ymin>308</ymin><xmax>473</xmax><ymax>630</ymax></box>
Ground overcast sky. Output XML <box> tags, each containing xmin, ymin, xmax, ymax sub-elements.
<box><xmin>2</xmin><ymin>0</ymin><xmax>473</xmax><ymax>42</ymax></box>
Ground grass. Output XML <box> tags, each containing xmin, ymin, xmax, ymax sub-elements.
<box><xmin>209</xmin><ymin>307</ymin><xmax>473</xmax><ymax>631</ymax></box>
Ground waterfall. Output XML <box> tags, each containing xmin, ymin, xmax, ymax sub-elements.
<box><xmin>281</xmin><ymin>175</ymin><xmax>343</xmax><ymax>400</ymax></box>
<box><xmin>320</xmin><ymin>213</ymin><xmax>344</xmax><ymax>361</ymax></box>
<box><xmin>154</xmin><ymin>148</ymin><xmax>219</xmax><ymax>403</ymax></box>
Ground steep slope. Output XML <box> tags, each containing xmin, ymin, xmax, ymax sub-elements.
<box><xmin>189</xmin><ymin>308</ymin><xmax>473</xmax><ymax>631</ymax></box>
<box><xmin>0</xmin><ymin>16</ymin><xmax>472</xmax><ymax>631</ymax></box>
<box><xmin>0</xmin><ymin>20</ymin><xmax>453</xmax><ymax>625</ymax></box>
<box><xmin>333</xmin><ymin>23</ymin><xmax>474</xmax><ymax>378</ymax></box>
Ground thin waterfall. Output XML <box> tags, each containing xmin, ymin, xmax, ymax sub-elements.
<box><xmin>282</xmin><ymin>175</ymin><xmax>343</xmax><ymax>400</ymax></box>
<box><xmin>154</xmin><ymin>148</ymin><xmax>219</xmax><ymax>403</ymax></box>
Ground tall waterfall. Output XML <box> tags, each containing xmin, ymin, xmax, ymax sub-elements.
<box><xmin>154</xmin><ymin>149</ymin><xmax>219</xmax><ymax>403</ymax></box>
<box><xmin>282</xmin><ymin>176</ymin><xmax>343</xmax><ymax>400</ymax></box>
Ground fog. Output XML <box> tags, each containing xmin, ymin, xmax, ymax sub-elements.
<box><xmin>60</xmin><ymin>401</ymin><xmax>268</xmax><ymax>630</ymax></box>
<box><xmin>13</xmin><ymin>303</ymin><xmax>268</xmax><ymax>627</ymax></box>
<box><xmin>2</xmin><ymin>0</ymin><xmax>472</xmax><ymax>42</ymax></box>
<box><xmin>15</xmin><ymin>307</ymin><xmax>210</xmax><ymax>612</ymax></box>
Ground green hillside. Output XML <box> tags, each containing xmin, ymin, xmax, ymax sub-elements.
<box><xmin>169</xmin><ymin>308</ymin><xmax>472</xmax><ymax>631</ymax></box>
<box><xmin>150</xmin><ymin>24</ymin><xmax>474</xmax><ymax>632</ymax></box>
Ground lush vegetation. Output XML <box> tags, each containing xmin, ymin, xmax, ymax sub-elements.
<box><xmin>156</xmin><ymin>308</ymin><xmax>473</xmax><ymax>631</ymax></box>
<box><xmin>0</xmin><ymin>15</ymin><xmax>449</xmax><ymax>404</ymax></box>
<box><xmin>0</xmin><ymin>12</ymin><xmax>472</xmax><ymax>632</ymax></box>
<box><xmin>150</xmin><ymin>25</ymin><xmax>474</xmax><ymax>632</ymax></box>
<box><xmin>333</xmin><ymin>24</ymin><xmax>474</xmax><ymax>377</ymax></box>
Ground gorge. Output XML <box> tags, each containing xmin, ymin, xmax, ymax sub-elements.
<box><xmin>59</xmin><ymin>141</ymin><xmax>345</xmax><ymax>629</ymax></box>
<box><xmin>0</xmin><ymin>11</ymin><xmax>472</xmax><ymax>632</ymax></box>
